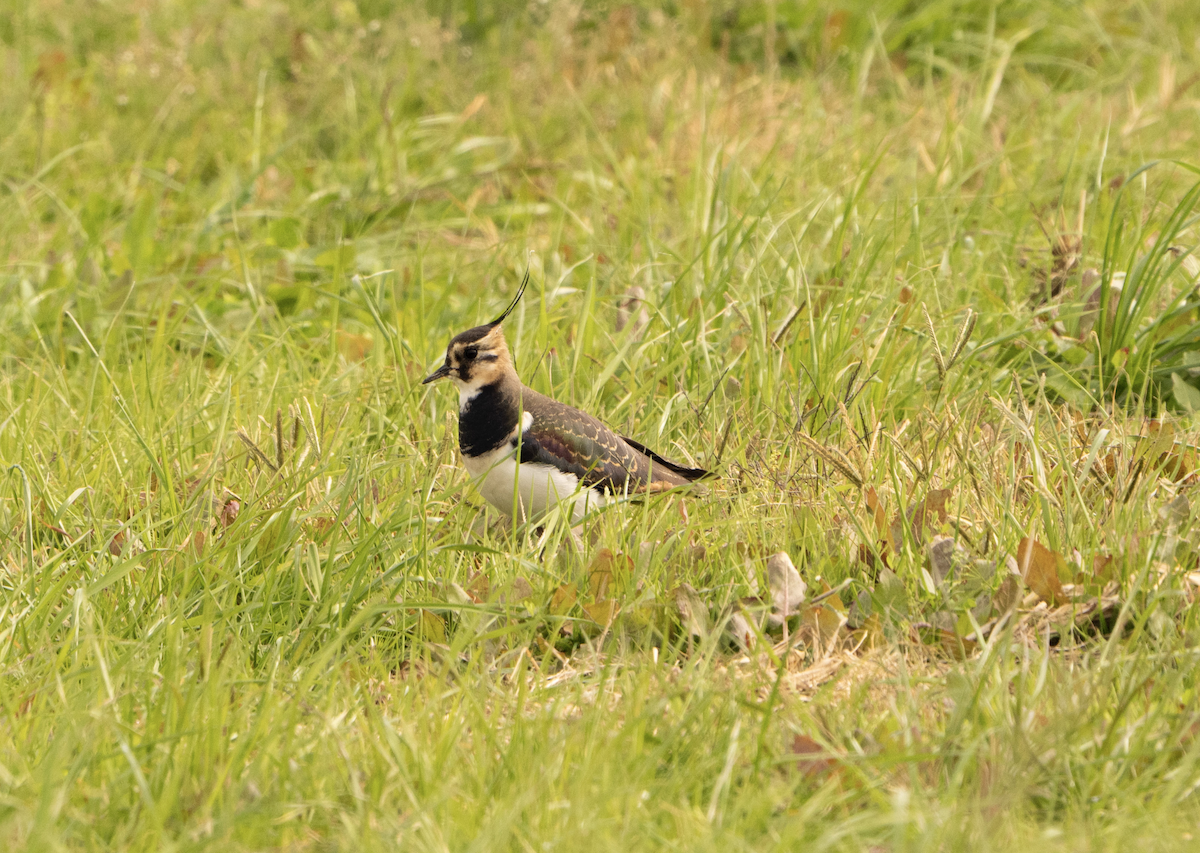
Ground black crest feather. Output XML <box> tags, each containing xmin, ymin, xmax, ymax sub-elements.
<box><xmin>488</xmin><ymin>269</ymin><xmax>530</xmax><ymax>327</ymax></box>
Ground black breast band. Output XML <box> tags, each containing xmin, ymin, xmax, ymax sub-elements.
<box><xmin>459</xmin><ymin>382</ymin><xmax>521</xmax><ymax>457</ymax></box>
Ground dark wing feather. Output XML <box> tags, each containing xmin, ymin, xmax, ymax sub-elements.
<box><xmin>517</xmin><ymin>388</ymin><xmax>700</xmax><ymax>493</ymax></box>
<box><xmin>620</xmin><ymin>436</ymin><xmax>709</xmax><ymax>482</ymax></box>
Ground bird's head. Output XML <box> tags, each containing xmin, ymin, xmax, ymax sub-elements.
<box><xmin>422</xmin><ymin>272</ymin><xmax>527</xmax><ymax>392</ymax></box>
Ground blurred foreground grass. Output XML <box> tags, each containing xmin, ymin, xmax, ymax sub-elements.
<box><xmin>2</xmin><ymin>1</ymin><xmax>1200</xmax><ymax>849</ymax></box>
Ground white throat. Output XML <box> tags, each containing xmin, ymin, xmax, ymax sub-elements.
<box><xmin>454</xmin><ymin>377</ymin><xmax>486</xmax><ymax>410</ymax></box>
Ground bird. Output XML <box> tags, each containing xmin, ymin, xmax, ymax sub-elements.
<box><xmin>422</xmin><ymin>273</ymin><xmax>708</xmax><ymax>523</ymax></box>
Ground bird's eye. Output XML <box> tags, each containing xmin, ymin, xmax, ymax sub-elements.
<box><xmin>462</xmin><ymin>345</ymin><xmax>479</xmax><ymax>360</ymax></box>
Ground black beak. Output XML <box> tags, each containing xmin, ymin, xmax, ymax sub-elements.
<box><xmin>422</xmin><ymin>363</ymin><xmax>452</xmax><ymax>384</ymax></box>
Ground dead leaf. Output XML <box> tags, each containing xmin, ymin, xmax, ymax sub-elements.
<box><xmin>583</xmin><ymin>599</ymin><xmax>619</xmax><ymax>626</ymax></box>
<box><xmin>418</xmin><ymin>610</ymin><xmax>445</xmax><ymax>642</ymax></box>
<box><xmin>890</xmin><ymin>489</ymin><xmax>950</xmax><ymax>551</ymax></box>
<box><xmin>857</xmin><ymin>542</ymin><xmax>885</xmax><ymax>576</ymax></box>
<box><xmin>815</xmin><ymin>582</ymin><xmax>848</xmax><ymax>641</ymax></box>
<box><xmin>336</xmin><ymin>330</ymin><xmax>373</xmax><ymax>362</ymax></box>
<box><xmin>801</xmin><ymin>602</ymin><xmax>846</xmax><ymax>645</ymax></box>
<box><xmin>864</xmin><ymin>487</ymin><xmax>888</xmax><ymax>535</ymax></box>
<box><xmin>1143</xmin><ymin>419</ymin><xmax>1176</xmax><ymax>456</ymax></box>
<box><xmin>767</xmin><ymin>551</ymin><xmax>807</xmax><ymax>626</ymax></box>
<box><xmin>1137</xmin><ymin>421</ymin><xmax>1197</xmax><ymax>482</ymax></box>
<box><xmin>788</xmin><ymin>734</ymin><xmax>837</xmax><ymax>778</ymax></box>
<box><xmin>671</xmin><ymin>584</ymin><xmax>712</xmax><ymax>640</ymax></box>
<box><xmin>587</xmin><ymin>548</ymin><xmax>631</xmax><ymax>600</ymax></box>
<box><xmin>817</xmin><ymin>580</ymin><xmax>847</xmax><ymax>615</ymax></box>
<box><xmin>508</xmin><ymin>576</ymin><xmax>533</xmax><ymax>602</ymax></box>
<box><xmin>310</xmin><ymin>516</ymin><xmax>336</xmax><ymax>536</ymax></box>
<box><xmin>465</xmin><ymin>571</ymin><xmax>490</xmax><ymax>603</ymax></box>
<box><xmin>1159</xmin><ymin>449</ymin><xmax>1195</xmax><ymax>482</ymax></box>
<box><xmin>938</xmin><ymin>628</ymin><xmax>977</xmax><ymax>659</ymax></box>
<box><xmin>1160</xmin><ymin>494</ymin><xmax>1191</xmax><ymax>527</ymax></box>
<box><xmin>1016</xmin><ymin>537</ymin><xmax>1066</xmax><ymax>605</ymax></box>
<box><xmin>108</xmin><ymin>530</ymin><xmax>125</xmax><ymax>556</ymax></box>
<box><xmin>445</xmin><ymin>582</ymin><xmax>473</xmax><ymax>607</ymax></box>
<box><xmin>849</xmin><ymin>612</ymin><xmax>885</xmax><ymax>651</ymax></box>
<box><xmin>549</xmin><ymin>583</ymin><xmax>577</xmax><ymax>616</ymax></box>
<box><xmin>33</xmin><ymin>49</ymin><xmax>68</xmax><ymax>92</ymax></box>
<box><xmin>219</xmin><ymin>497</ymin><xmax>240</xmax><ymax>528</ymax></box>
<box><xmin>724</xmin><ymin>604</ymin><xmax>759</xmax><ymax>652</ymax></box>
<box><xmin>994</xmin><ymin>574</ymin><xmax>1021</xmax><ymax>615</ymax></box>
<box><xmin>588</xmin><ymin>550</ymin><xmax>615</xmax><ymax>599</ymax></box>
<box><xmin>927</xmin><ymin>534</ymin><xmax>968</xmax><ymax>589</ymax></box>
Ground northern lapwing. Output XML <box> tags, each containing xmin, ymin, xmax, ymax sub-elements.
<box><xmin>422</xmin><ymin>273</ymin><xmax>708</xmax><ymax>522</ymax></box>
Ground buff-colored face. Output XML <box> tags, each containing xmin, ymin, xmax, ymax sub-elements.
<box><xmin>422</xmin><ymin>324</ymin><xmax>512</xmax><ymax>390</ymax></box>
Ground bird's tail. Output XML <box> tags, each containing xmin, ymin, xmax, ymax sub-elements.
<box><xmin>622</xmin><ymin>437</ymin><xmax>711</xmax><ymax>483</ymax></box>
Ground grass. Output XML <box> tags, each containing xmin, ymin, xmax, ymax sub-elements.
<box><xmin>2</xmin><ymin>0</ymin><xmax>1200</xmax><ymax>849</ymax></box>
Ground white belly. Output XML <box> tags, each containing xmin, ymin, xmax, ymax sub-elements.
<box><xmin>462</xmin><ymin>445</ymin><xmax>604</xmax><ymax>523</ymax></box>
